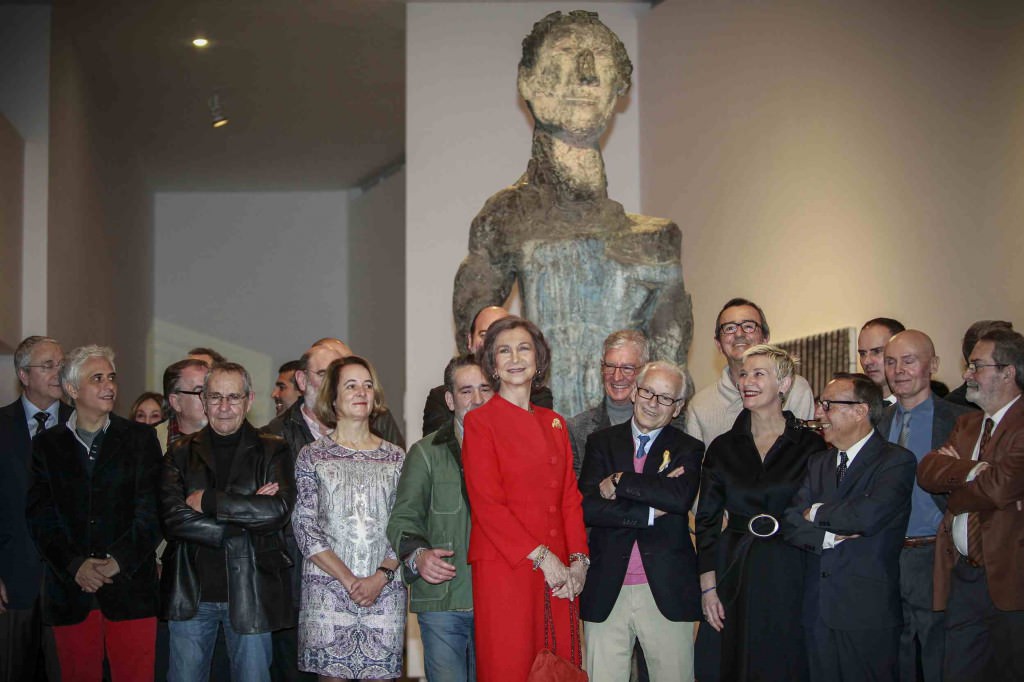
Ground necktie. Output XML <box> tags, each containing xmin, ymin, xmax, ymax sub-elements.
<box><xmin>33</xmin><ymin>411</ymin><xmax>50</xmax><ymax>437</ymax></box>
<box><xmin>966</xmin><ymin>418</ymin><xmax>996</xmax><ymax>564</ymax></box>
<box><xmin>897</xmin><ymin>412</ymin><xmax>911</xmax><ymax>448</ymax></box>
<box><xmin>635</xmin><ymin>434</ymin><xmax>650</xmax><ymax>460</ymax></box>
<box><xmin>836</xmin><ymin>451</ymin><xmax>849</xmax><ymax>487</ymax></box>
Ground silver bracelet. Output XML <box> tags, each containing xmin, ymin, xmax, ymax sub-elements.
<box><xmin>532</xmin><ymin>545</ymin><xmax>550</xmax><ymax>570</ymax></box>
<box><xmin>407</xmin><ymin>546</ymin><xmax>428</xmax><ymax>576</ymax></box>
<box><xmin>569</xmin><ymin>552</ymin><xmax>590</xmax><ymax>567</ymax></box>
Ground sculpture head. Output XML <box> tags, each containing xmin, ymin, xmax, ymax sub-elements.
<box><xmin>518</xmin><ymin>10</ymin><xmax>632</xmax><ymax>141</ymax></box>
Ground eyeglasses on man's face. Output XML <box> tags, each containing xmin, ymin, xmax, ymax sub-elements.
<box><xmin>815</xmin><ymin>399</ymin><xmax>864</xmax><ymax>412</ymax></box>
<box><xmin>601</xmin><ymin>361</ymin><xmax>638</xmax><ymax>377</ymax></box>
<box><xmin>636</xmin><ymin>386</ymin><xmax>682</xmax><ymax>407</ymax></box>
<box><xmin>204</xmin><ymin>393</ymin><xmax>247</xmax><ymax>406</ymax></box>
<box><xmin>965</xmin><ymin>362</ymin><xmax>1007</xmax><ymax>374</ymax></box>
<box><xmin>25</xmin><ymin>361</ymin><xmax>64</xmax><ymax>373</ymax></box>
<box><xmin>174</xmin><ymin>388</ymin><xmax>204</xmax><ymax>398</ymax></box>
<box><xmin>717</xmin><ymin>320</ymin><xmax>762</xmax><ymax>337</ymax></box>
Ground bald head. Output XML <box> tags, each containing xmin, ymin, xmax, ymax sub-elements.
<box><xmin>467</xmin><ymin>306</ymin><xmax>510</xmax><ymax>353</ymax></box>
<box><xmin>884</xmin><ymin>330</ymin><xmax>939</xmax><ymax>409</ymax></box>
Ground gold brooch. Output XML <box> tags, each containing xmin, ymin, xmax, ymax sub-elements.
<box><xmin>658</xmin><ymin>450</ymin><xmax>671</xmax><ymax>473</ymax></box>
<box><xmin>552</xmin><ymin>418</ymin><xmax>562</xmax><ymax>430</ymax></box>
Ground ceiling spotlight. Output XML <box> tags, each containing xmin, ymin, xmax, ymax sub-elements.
<box><xmin>209</xmin><ymin>93</ymin><xmax>229</xmax><ymax>128</ymax></box>
<box><xmin>192</xmin><ymin>37</ymin><xmax>209</xmax><ymax>48</ymax></box>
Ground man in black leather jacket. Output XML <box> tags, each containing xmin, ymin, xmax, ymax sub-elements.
<box><xmin>160</xmin><ymin>362</ymin><xmax>295</xmax><ymax>682</ymax></box>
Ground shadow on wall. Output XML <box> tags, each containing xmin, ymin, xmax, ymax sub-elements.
<box><xmin>149</xmin><ymin>318</ymin><xmax>275</xmax><ymax>428</ymax></box>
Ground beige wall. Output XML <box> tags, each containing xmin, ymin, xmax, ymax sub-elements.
<box><xmin>46</xmin><ymin>5</ymin><xmax>153</xmax><ymax>406</ymax></box>
<box><xmin>639</xmin><ymin>1</ymin><xmax>1024</xmax><ymax>392</ymax></box>
<box><xmin>0</xmin><ymin>114</ymin><xmax>23</xmax><ymax>354</ymax></box>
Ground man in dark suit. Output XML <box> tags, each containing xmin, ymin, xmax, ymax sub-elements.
<box><xmin>579</xmin><ymin>360</ymin><xmax>703</xmax><ymax>682</ymax></box>
<box><xmin>785</xmin><ymin>372</ymin><xmax>916</xmax><ymax>682</ymax></box>
<box><xmin>878</xmin><ymin>330</ymin><xmax>970</xmax><ymax>682</ymax></box>
<box><xmin>917</xmin><ymin>328</ymin><xmax>1024</xmax><ymax>682</ymax></box>
<box><xmin>26</xmin><ymin>344</ymin><xmax>163</xmax><ymax>680</ymax></box>
<box><xmin>0</xmin><ymin>335</ymin><xmax>71</xmax><ymax>681</ymax></box>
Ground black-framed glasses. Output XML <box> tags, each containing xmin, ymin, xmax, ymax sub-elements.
<box><xmin>25</xmin><ymin>361</ymin><xmax>64</xmax><ymax>372</ymax></box>
<box><xmin>717</xmin><ymin>320</ymin><xmax>762</xmax><ymax>337</ymax></box>
<box><xmin>205</xmin><ymin>393</ymin><xmax>246</xmax><ymax>406</ymax></box>
<box><xmin>815</xmin><ymin>399</ymin><xmax>864</xmax><ymax>412</ymax></box>
<box><xmin>601</xmin><ymin>361</ymin><xmax>638</xmax><ymax>377</ymax></box>
<box><xmin>966</xmin><ymin>362</ymin><xmax>1007</xmax><ymax>373</ymax></box>
<box><xmin>174</xmin><ymin>388</ymin><xmax>204</xmax><ymax>397</ymax></box>
<box><xmin>636</xmin><ymin>386</ymin><xmax>683</xmax><ymax>407</ymax></box>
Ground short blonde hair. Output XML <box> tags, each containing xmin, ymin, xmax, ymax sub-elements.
<box><xmin>741</xmin><ymin>344</ymin><xmax>799</xmax><ymax>383</ymax></box>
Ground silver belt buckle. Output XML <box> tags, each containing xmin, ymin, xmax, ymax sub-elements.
<box><xmin>748</xmin><ymin>513</ymin><xmax>779</xmax><ymax>538</ymax></box>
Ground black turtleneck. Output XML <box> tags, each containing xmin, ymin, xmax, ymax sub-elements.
<box><xmin>196</xmin><ymin>426</ymin><xmax>244</xmax><ymax>602</ymax></box>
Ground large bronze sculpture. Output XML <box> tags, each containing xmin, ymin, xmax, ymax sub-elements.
<box><xmin>453</xmin><ymin>10</ymin><xmax>693</xmax><ymax>416</ymax></box>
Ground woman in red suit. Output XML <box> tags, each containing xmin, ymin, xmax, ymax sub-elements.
<box><xmin>463</xmin><ymin>316</ymin><xmax>590</xmax><ymax>681</ymax></box>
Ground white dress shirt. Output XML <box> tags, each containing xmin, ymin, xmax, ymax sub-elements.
<box><xmin>809</xmin><ymin>429</ymin><xmax>874</xmax><ymax>549</ymax></box>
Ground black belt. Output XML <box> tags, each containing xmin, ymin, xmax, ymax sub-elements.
<box><xmin>726</xmin><ymin>513</ymin><xmax>780</xmax><ymax>538</ymax></box>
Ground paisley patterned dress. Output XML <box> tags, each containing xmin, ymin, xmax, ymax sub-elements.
<box><xmin>292</xmin><ymin>436</ymin><xmax>406</xmax><ymax>678</ymax></box>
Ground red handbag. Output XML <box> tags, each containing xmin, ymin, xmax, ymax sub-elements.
<box><xmin>527</xmin><ymin>588</ymin><xmax>588</xmax><ymax>682</ymax></box>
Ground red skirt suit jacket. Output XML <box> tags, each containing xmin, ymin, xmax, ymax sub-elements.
<box><xmin>463</xmin><ymin>394</ymin><xmax>588</xmax><ymax>681</ymax></box>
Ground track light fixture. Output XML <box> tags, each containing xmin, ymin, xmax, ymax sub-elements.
<box><xmin>209</xmin><ymin>93</ymin><xmax>229</xmax><ymax>128</ymax></box>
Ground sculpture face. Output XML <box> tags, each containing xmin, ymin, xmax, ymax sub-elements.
<box><xmin>519</xmin><ymin>23</ymin><xmax>623</xmax><ymax>140</ymax></box>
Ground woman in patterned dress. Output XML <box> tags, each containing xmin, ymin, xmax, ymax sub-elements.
<box><xmin>292</xmin><ymin>355</ymin><xmax>406</xmax><ymax>681</ymax></box>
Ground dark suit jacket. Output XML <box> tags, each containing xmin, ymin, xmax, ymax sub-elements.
<box><xmin>917</xmin><ymin>396</ymin><xmax>1024</xmax><ymax>611</ymax></box>
<box><xmin>0</xmin><ymin>398</ymin><xmax>72</xmax><ymax>610</ymax></box>
<box><xmin>784</xmin><ymin>431</ymin><xmax>916</xmax><ymax>630</ymax></box>
<box><xmin>578</xmin><ymin>422</ymin><xmax>703</xmax><ymax>623</ymax></box>
<box><xmin>26</xmin><ymin>413</ymin><xmax>163</xmax><ymax>625</ymax></box>
<box><xmin>877</xmin><ymin>396</ymin><xmax>972</xmax><ymax>516</ymax></box>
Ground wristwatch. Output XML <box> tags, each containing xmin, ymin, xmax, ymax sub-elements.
<box><xmin>377</xmin><ymin>566</ymin><xmax>395</xmax><ymax>583</ymax></box>
<box><xmin>612</xmin><ymin>472</ymin><xmax>622</xmax><ymax>488</ymax></box>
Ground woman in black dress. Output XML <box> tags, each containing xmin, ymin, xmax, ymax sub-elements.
<box><xmin>694</xmin><ymin>344</ymin><xmax>822</xmax><ymax>681</ymax></box>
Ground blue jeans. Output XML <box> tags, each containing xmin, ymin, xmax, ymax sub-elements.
<box><xmin>168</xmin><ymin>602</ymin><xmax>272</xmax><ymax>682</ymax></box>
<box><xmin>418</xmin><ymin>610</ymin><xmax>476</xmax><ymax>682</ymax></box>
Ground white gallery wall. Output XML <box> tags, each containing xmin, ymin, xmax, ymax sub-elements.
<box><xmin>406</xmin><ymin>2</ymin><xmax>646</xmax><ymax>442</ymax></box>
<box><xmin>154</xmin><ymin>191</ymin><xmax>350</xmax><ymax>426</ymax></box>
<box><xmin>639</xmin><ymin>1</ymin><xmax>1024</xmax><ymax>391</ymax></box>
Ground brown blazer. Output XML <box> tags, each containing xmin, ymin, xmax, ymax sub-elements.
<box><xmin>917</xmin><ymin>396</ymin><xmax>1024</xmax><ymax>611</ymax></box>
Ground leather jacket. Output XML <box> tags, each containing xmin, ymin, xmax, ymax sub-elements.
<box><xmin>159</xmin><ymin>421</ymin><xmax>295</xmax><ymax>634</ymax></box>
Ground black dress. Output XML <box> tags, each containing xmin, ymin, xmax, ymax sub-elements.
<box><xmin>694</xmin><ymin>410</ymin><xmax>822</xmax><ymax>682</ymax></box>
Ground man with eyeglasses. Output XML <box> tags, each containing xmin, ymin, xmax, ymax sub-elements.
<box><xmin>162</xmin><ymin>358</ymin><xmax>211</xmax><ymax>450</ymax></box>
<box><xmin>785</xmin><ymin>372</ymin><xmax>915</xmax><ymax>682</ymax></box>
<box><xmin>569</xmin><ymin>330</ymin><xmax>685</xmax><ymax>477</ymax></box>
<box><xmin>685</xmin><ymin>298</ymin><xmax>815</xmax><ymax>448</ymax></box>
<box><xmin>578</xmin><ymin>360</ymin><xmax>703</xmax><ymax>682</ymax></box>
<box><xmin>0</xmin><ymin>335</ymin><xmax>70</xmax><ymax>681</ymax></box>
<box><xmin>876</xmin><ymin>330</ymin><xmax>970</xmax><ymax>682</ymax></box>
<box><xmin>945</xmin><ymin>320</ymin><xmax>1014</xmax><ymax>410</ymax></box>
<box><xmin>161</xmin><ymin>361</ymin><xmax>295</xmax><ymax>682</ymax></box>
<box><xmin>918</xmin><ymin>328</ymin><xmax>1024</xmax><ymax>682</ymax></box>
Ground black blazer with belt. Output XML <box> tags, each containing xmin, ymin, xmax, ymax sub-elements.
<box><xmin>0</xmin><ymin>398</ymin><xmax>72</xmax><ymax>610</ymax></box>
<box><xmin>578</xmin><ymin>421</ymin><xmax>704</xmax><ymax>623</ymax></box>
<box><xmin>783</xmin><ymin>431</ymin><xmax>916</xmax><ymax>630</ymax></box>
<box><xmin>26</xmin><ymin>413</ymin><xmax>163</xmax><ymax>625</ymax></box>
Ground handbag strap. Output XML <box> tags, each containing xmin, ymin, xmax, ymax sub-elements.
<box><xmin>542</xmin><ymin>586</ymin><xmax>584</xmax><ymax>669</ymax></box>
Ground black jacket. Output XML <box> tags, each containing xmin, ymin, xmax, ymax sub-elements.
<box><xmin>26</xmin><ymin>413</ymin><xmax>162</xmax><ymax>625</ymax></box>
<box><xmin>160</xmin><ymin>422</ymin><xmax>295</xmax><ymax>634</ymax></box>
<box><xmin>578</xmin><ymin>422</ymin><xmax>704</xmax><ymax>623</ymax></box>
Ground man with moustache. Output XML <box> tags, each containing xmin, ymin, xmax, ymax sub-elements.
<box><xmin>857</xmin><ymin>318</ymin><xmax>906</xmax><ymax>405</ymax></box>
<box><xmin>945</xmin><ymin>320</ymin><xmax>1013</xmax><ymax>410</ymax></box>
<box><xmin>161</xmin><ymin>362</ymin><xmax>294</xmax><ymax>682</ymax></box>
<box><xmin>878</xmin><ymin>330</ymin><xmax>970</xmax><ymax>682</ymax></box>
<box><xmin>27</xmin><ymin>345</ymin><xmax>163</xmax><ymax>680</ymax></box>
<box><xmin>785</xmin><ymin>373</ymin><xmax>916</xmax><ymax>682</ymax></box>
<box><xmin>388</xmin><ymin>354</ymin><xmax>494</xmax><ymax>682</ymax></box>
<box><xmin>162</xmin><ymin>358</ymin><xmax>211</xmax><ymax>450</ymax></box>
<box><xmin>579</xmin><ymin>361</ymin><xmax>703</xmax><ymax>682</ymax></box>
<box><xmin>686</xmin><ymin>298</ymin><xmax>815</xmax><ymax>446</ymax></box>
<box><xmin>0</xmin><ymin>336</ymin><xmax>70</xmax><ymax>680</ymax></box>
<box><xmin>422</xmin><ymin>305</ymin><xmax>553</xmax><ymax>435</ymax></box>
<box><xmin>917</xmin><ymin>328</ymin><xmax>1024</xmax><ymax>682</ymax></box>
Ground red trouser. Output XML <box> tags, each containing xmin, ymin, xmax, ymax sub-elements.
<box><xmin>52</xmin><ymin>609</ymin><xmax>156</xmax><ymax>682</ymax></box>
